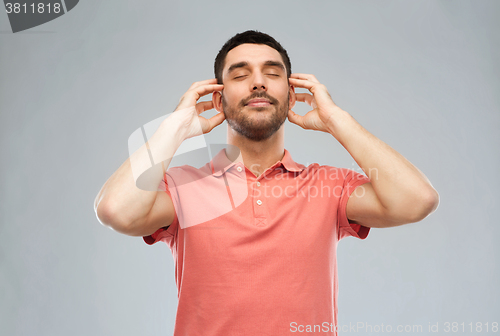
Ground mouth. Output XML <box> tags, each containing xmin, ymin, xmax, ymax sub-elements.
<box><xmin>245</xmin><ymin>98</ymin><xmax>272</xmax><ymax>107</ymax></box>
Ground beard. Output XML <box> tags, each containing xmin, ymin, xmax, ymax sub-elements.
<box><xmin>222</xmin><ymin>91</ymin><xmax>289</xmax><ymax>142</ymax></box>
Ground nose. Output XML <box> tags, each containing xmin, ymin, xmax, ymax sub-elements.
<box><xmin>251</xmin><ymin>72</ymin><xmax>267</xmax><ymax>91</ymax></box>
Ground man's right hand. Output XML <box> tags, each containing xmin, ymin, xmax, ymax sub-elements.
<box><xmin>173</xmin><ymin>79</ymin><xmax>225</xmax><ymax>139</ymax></box>
<box><xmin>95</xmin><ymin>80</ymin><xmax>226</xmax><ymax>237</ymax></box>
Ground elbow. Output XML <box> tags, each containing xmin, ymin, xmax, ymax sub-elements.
<box><xmin>380</xmin><ymin>187</ymin><xmax>440</xmax><ymax>227</ymax></box>
<box><xmin>94</xmin><ymin>200</ymin><xmax>130</xmax><ymax>234</ymax></box>
<box><xmin>428</xmin><ymin>188</ymin><xmax>440</xmax><ymax>213</ymax></box>
<box><xmin>94</xmin><ymin>200</ymin><xmax>115</xmax><ymax>228</ymax></box>
<box><xmin>408</xmin><ymin>187</ymin><xmax>440</xmax><ymax>223</ymax></box>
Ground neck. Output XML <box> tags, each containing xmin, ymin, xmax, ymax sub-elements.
<box><xmin>226</xmin><ymin>125</ymin><xmax>285</xmax><ymax>178</ymax></box>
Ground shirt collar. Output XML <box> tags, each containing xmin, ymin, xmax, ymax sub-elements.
<box><xmin>210</xmin><ymin>148</ymin><xmax>305</xmax><ymax>177</ymax></box>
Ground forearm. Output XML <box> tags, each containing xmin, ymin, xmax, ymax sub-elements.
<box><xmin>94</xmin><ymin>115</ymin><xmax>187</xmax><ymax>231</ymax></box>
<box><xmin>326</xmin><ymin>107</ymin><xmax>439</xmax><ymax>219</ymax></box>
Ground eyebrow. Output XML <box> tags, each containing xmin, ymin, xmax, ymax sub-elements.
<box><xmin>226</xmin><ymin>60</ymin><xmax>285</xmax><ymax>75</ymax></box>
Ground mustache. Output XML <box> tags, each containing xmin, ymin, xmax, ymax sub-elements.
<box><xmin>241</xmin><ymin>91</ymin><xmax>279</xmax><ymax>106</ymax></box>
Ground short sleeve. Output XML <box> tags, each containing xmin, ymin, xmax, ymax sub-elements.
<box><xmin>337</xmin><ymin>168</ymin><xmax>371</xmax><ymax>241</ymax></box>
<box><xmin>142</xmin><ymin>172</ymin><xmax>179</xmax><ymax>245</ymax></box>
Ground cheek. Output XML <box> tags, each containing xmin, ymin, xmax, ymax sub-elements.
<box><xmin>221</xmin><ymin>94</ymin><xmax>237</xmax><ymax>110</ymax></box>
<box><xmin>223</xmin><ymin>88</ymin><xmax>244</xmax><ymax>105</ymax></box>
<box><xmin>274</xmin><ymin>82</ymin><xmax>290</xmax><ymax>99</ymax></box>
<box><xmin>278</xmin><ymin>89</ymin><xmax>290</xmax><ymax>103</ymax></box>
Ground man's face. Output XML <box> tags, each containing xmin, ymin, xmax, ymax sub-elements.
<box><xmin>215</xmin><ymin>43</ymin><xmax>295</xmax><ymax>141</ymax></box>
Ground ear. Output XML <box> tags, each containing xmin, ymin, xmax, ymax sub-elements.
<box><xmin>288</xmin><ymin>84</ymin><xmax>296</xmax><ymax>110</ymax></box>
<box><xmin>212</xmin><ymin>90</ymin><xmax>224</xmax><ymax>113</ymax></box>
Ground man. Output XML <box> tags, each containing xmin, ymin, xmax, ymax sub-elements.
<box><xmin>94</xmin><ymin>30</ymin><xmax>439</xmax><ymax>335</ymax></box>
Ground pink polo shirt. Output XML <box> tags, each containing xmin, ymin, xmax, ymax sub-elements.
<box><xmin>143</xmin><ymin>148</ymin><xmax>370</xmax><ymax>336</ymax></box>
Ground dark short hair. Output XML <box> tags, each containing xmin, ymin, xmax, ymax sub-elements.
<box><xmin>214</xmin><ymin>30</ymin><xmax>292</xmax><ymax>84</ymax></box>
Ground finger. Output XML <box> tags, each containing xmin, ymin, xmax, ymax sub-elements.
<box><xmin>189</xmin><ymin>84</ymin><xmax>224</xmax><ymax>101</ymax></box>
<box><xmin>177</xmin><ymin>84</ymin><xmax>224</xmax><ymax>111</ymax></box>
<box><xmin>288</xmin><ymin>77</ymin><xmax>317</xmax><ymax>91</ymax></box>
<box><xmin>195</xmin><ymin>100</ymin><xmax>214</xmax><ymax>114</ymax></box>
<box><xmin>206</xmin><ymin>111</ymin><xmax>226</xmax><ymax>133</ymax></box>
<box><xmin>289</xmin><ymin>78</ymin><xmax>328</xmax><ymax>99</ymax></box>
<box><xmin>287</xmin><ymin>109</ymin><xmax>306</xmax><ymax>129</ymax></box>
<box><xmin>295</xmin><ymin>93</ymin><xmax>315</xmax><ymax>106</ymax></box>
<box><xmin>290</xmin><ymin>73</ymin><xmax>320</xmax><ymax>83</ymax></box>
<box><xmin>188</xmin><ymin>78</ymin><xmax>219</xmax><ymax>89</ymax></box>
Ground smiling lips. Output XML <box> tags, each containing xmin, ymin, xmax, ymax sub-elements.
<box><xmin>245</xmin><ymin>98</ymin><xmax>272</xmax><ymax>107</ymax></box>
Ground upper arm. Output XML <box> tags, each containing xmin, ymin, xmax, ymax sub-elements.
<box><xmin>346</xmin><ymin>180</ymin><xmax>439</xmax><ymax>228</ymax></box>
<box><xmin>346</xmin><ymin>182</ymin><xmax>399</xmax><ymax>228</ymax></box>
<box><xmin>125</xmin><ymin>190</ymin><xmax>176</xmax><ymax>237</ymax></box>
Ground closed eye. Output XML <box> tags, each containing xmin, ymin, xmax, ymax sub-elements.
<box><xmin>234</xmin><ymin>74</ymin><xmax>279</xmax><ymax>79</ymax></box>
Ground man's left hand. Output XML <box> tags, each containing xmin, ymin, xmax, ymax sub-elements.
<box><xmin>287</xmin><ymin>73</ymin><xmax>341</xmax><ymax>133</ymax></box>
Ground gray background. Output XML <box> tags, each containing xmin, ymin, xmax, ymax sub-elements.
<box><xmin>1</xmin><ymin>0</ymin><xmax>498</xmax><ymax>335</ymax></box>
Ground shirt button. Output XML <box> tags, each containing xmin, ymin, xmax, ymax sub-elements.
<box><xmin>256</xmin><ymin>200</ymin><xmax>262</xmax><ymax>206</ymax></box>
<box><xmin>236</xmin><ymin>166</ymin><xmax>243</xmax><ymax>172</ymax></box>
<box><xmin>256</xmin><ymin>181</ymin><xmax>261</xmax><ymax>187</ymax></box>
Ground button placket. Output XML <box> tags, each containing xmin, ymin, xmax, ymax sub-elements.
<box><xmin>253</xmin><ymin>178</ymin><xmax>267</xmax><ymax>227</ymax></box>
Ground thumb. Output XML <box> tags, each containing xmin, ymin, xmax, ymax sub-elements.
<box><xmin>205</xmin><ymin>111</ymin><xmax>226</xmax><ymax>133</ymax></box>
<box><xmin>288</xmin><ymin>109</ymin><xmax>305</xmax><ymax>129</ymax></box>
